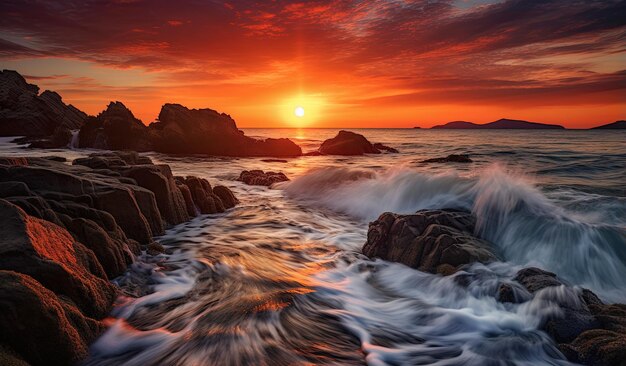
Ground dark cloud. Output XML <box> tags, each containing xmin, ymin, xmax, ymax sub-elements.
<box><xmin>0</xmin><ymin>0</ymin><xmax>624</xmax><ymax>110</ymax></box>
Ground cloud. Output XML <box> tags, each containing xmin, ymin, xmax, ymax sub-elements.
<box><xmin>0</xmin><ymin>0</ymin><xmax>624</xmax><ymax>126</ymax></box>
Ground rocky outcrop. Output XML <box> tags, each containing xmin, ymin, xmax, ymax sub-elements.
<box><xmin>0</xmin><ymin>152</ymin><xmax>239</xmax><ymax>365</ymax></box>
<box><xmin>78</xmin><ymin>102</ymin><xmax>151</xmax><ymax>151</ymax></box>
<box><xmin>362</xmin><ymin>209</ymin><xmax>497</xmax><ymax>274</ymax></box>
<box><xmin>362</xmin><ymin>208</ymin><xmax>626</xmax><ymax>366</ymax></box>
<box><xmin>76</xmin><ymin>103</ymin><xmax>302</xmax><ymax>156</ymax></box>
<box><xmin>373</xmin><ymin>143</ymin><xmax>399</xmax><ymax>153</ymax></box>
<box><xmin>318</xmin><ymin>130</ymin><xmax>381</xmax><ymax>155</ymax></box>
<box><xmin>506</xmin><ymin>268</ymin><xmax>626</xmax><ymax>366</ymax></box>
<box><xmin>148</xmin><ymin>103</ymin><xmax>302</xmax><ymax>156</ymax></box>
<box><xmin>421</xmin><ymin>154</ymin><xmax>472</xmax><ymax>163</ymax></box>
<box><xmin>238</xmin><ymin>170</ymin><xmax>289</xmax><ymax>186</ymax></box>
<box><xmin>0</xmin><ymin>70</ymin><xmax>86</xmax><ymax>137</ymax></box>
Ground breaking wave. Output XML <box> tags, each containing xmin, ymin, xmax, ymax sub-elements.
<box><xmin>284</xmin><ymin>165</ymin><xmax>626</xmax><ymax>302</ymax></box>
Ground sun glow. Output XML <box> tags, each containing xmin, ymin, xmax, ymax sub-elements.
<box><xmin>280</xmin><ymin>94</ymin><xmax>326</xmax><ymax>127</ymax></box>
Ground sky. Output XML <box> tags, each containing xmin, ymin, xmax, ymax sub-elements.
<box><xmin>1</xmin><ymin>0</ymin><xmax>625</xmax><ymax>128</ymax></box>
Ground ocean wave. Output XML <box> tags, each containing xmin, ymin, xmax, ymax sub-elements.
<box><xmin>283</xmin><ymin>164</ymin><xmax>626</xmax><ymax>302</ymax></box>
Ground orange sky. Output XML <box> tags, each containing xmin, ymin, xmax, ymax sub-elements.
<box><xmin>1</xmin><ymin>0</ymin><xmax>624</xmax><ymax>128</ymax></box>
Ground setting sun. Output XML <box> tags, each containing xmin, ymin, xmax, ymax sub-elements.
<box><xmin>294</xmin><ymin>106</ymin><xmax>305</xmax><ymax>118</ymax></box>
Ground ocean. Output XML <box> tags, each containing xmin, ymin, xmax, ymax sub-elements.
<box><xmin>2</xmin><ymin>129</ymin><xmax>625</xmax><ymax>365</ymax></box>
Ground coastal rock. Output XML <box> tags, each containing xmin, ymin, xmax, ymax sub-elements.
<box><xmin>78</xmin><ymin>101</ymin><xmax>151</xmax><ymax>151</ymax></box>
<box><xmin>0</xmin><ymin>70</ymin><xmax>87</xmax><ymax>137</ymax></box>
<box><xmin>421</xmin><ymin>154</ymin><xmax>472</xmax><ymax>163</ymax></box>
<box><xmin>0</xmin><ymin>271</ymin><xmax>104</xmax><ymax>366</ymax></box>
<box><xmin>509</xmin><ymin>266</ymin><xmax>626</xmax><ymax>365</ymax></box>
<box><xmin>373</xmin><ymin>143</ymin><xmax>399</xmax><ymax>153</ymax></box>
<box><xmin>182</xmin><ymin>176</ymin><xmax>224</xmax><ymax>214</ymax></box>
<box><xmin>319</xmin><ymin>130</ymin><xmax>381</xmax><ymax>155</ymax></box>
<box><xmin>432</xmin><ymin>118</ymin><xmax>565</xmax><ymax>129</ymax></box>
<box><xmin>0</xmin><ymin>199</ymin><xmax>117</xmax><ymax>318</ymax></box>
<box><xmin>149</xmin><ymin>103</ymin><xmax>302</xmax><ymax>156</ymax></box>
<box><xmin>362</xmin><ymin>209</ymin><xmax>497</xmax><ymax>273</ymax></box>
<box><xmin>212</xmin><ymin>185</ymin><xmax>239</xmax><ymax>209</ymax></box>
<box><xmin>122</xmin><ymin>164</ymin><xmax>190</xmax><ymax>225</ymax></box>
<box><xmin>238</xmin><ymin>170</ymin><xmax>289</xmax><ymax>186</ymax></box>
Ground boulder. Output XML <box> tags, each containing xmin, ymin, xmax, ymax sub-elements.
<box><xmin>149</xmin><ymin>103</ymin><xmax>302</xmax><ymax>157</ymax></box>
<box><xmin>0</xmin><ymin>199</ymin><xmax>117</xmax><ymax>318</ymax></box>
<box><xmin>362</xmin><ymin>209</ymin><xmax>497</xmax><ymax>273</ymax></box>
<box><xmin>182</xmin><ymin>177</ymin><xmax>224</xmax><ymax>214</ymax></box>
<box><xmin>78</xmin><ymin>102</ymin><xmax>151</xmax><ymax>151</ymax></box>
<box><xmin>0</xmin><ymin>70</ymin><xmax>87</xmax><ymax>137</ymax></box>
<box><xmin>238</xmin><ymin>170</ymin><xmax>289</xmax><ymax>186</ymax></box>
<box><xmin>0</xmin><ymin>270</ymin><xmax>104</xmax><ymax>366</ymax></box>
<box><xmin>373</xmin><ymin>143</ymin><xmax>399</xmax><ymax>153</ymax></box>
<box><xmin>319</xmin><ymin>130</ymin><xmax>381</xmax><ymax>155</ymax></box>
<box><xmin>122</xmin><ymin>164</ymin><xmax>189</xmax><ymax>225</ymax></box>
<box><xmin>421</xmin><ymin>154</ymin><xmax>472</xmax><ymax>163</ymax></box>
<box><xmin>213</xmin><ymin>185</ymin><xmax>239</xmax><ymax>209</ymax></box>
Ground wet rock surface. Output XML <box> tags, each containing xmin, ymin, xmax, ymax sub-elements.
<box><xmin>238</xmin><ymin>169</ymin><xmax>290</xmax><ymax>186</ymax></box>
<box><xmin>362</xmin><ymin>209</ymin><xmax>497</xmax><ymax>273</ymax></box>
<box><xmin>362</xmin><ymin>209</ymin><xmax>626</xmax><ymax>366</ymax></box>
<box><xmin>0</xmin><ymin>151</ymin><xmax>239</xmax><ymax>365</ymax></box>
<box><xmin>421</xmin><ymin>154</ymin><xmax>473</xmax><ymax>163</ymax></box>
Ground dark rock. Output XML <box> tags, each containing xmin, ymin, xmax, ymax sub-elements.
<box><xmin>0</xmin><ymin>181</ymin><xmax>33</xmax><ymax>197</ymax></box>
<box><xmin>0</xmin><ymin>199</ymin><xmax>117</xmax><ymax>318</ymax></box>
<box><xmin>0</xmin><ymin>270</ymin><xmax>104</xmax><ymax>366</ymax></box>
<box><xmin>213</xmin><ymin>185</ymin><xmax>239</xmax><ymax>209</ymax></box>
<box><xmin>421</xmin><ymin>154</ymin><xmax>472</xmax><ymax>163</ymax></box>
<box><xmin>78</xmin><ymin>102</ymin><xmax>151</xmax><ymax>151</ymax></box>
<box><xmin>149</xmin><ymin>103</ymin><xmax>302</xmax><ymax>156</ymax></box>
<box><xmin>238</xmin><ymin>170</ymin><xmax>289</xmax><ymax>186</ymax></box>
<box><xmin>261</xmin><ymin>159</ymin><xmax>288</xmax><ymax>163</ymax></box>
<box><xmin>373</xmin><ymin>143</ymin><xmax>399</xmax><ymax>153</ymax></box>
<box><xmin>122</xmin><ymin>164</ymin><xmax>189</xmax><ymax>225</ymax></box>
<box><xmin>362</xmin><ymin>209</ymin><xmax>497</xmax><ymax>273</ymax></box>
<box><xmin>183</xmin><ymin>177</ymin><xmax>223</xmax><ymax>214</ymax></box>
<box><xmin>0</xmin><ymin>70</ymin><xmax>87</xmax><ymax>137</ymax></box>
<box><xmin>176</xmin><ymin>180</ymin><xmax>197</xmax><ymax>217</ymax></box>
<box><xmin>319</xmin><ymin>130</ymin><xmax>381</xmax><ymax>155</ymax></box>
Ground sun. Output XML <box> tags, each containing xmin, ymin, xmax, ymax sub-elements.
<box><xmin>280</xmin><ymin>93</ymin><xmax>326</xmax><ymax>127</ymax></box>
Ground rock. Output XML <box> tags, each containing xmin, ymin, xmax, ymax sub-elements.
<box><xmin>421</xmin><ymin>154</ymin><xmax>472</xmax><ymax>163</ymax></box>
<box><xmin>212</xmin><ymin>185</ymin><xmax>239</xmax><ymax>209</ymax></box>
<box><xmin>0</xmin><ymin>70</ymin><xmax>87</xmax><ymax>137</ymax></box>
<box><xmin>0</xmin><ymin>181</ymin><xmax>33</xmax><ymax>197</ymax></box>
<box><xmin>373</xmin><ymin>143</ymin><xmax>399</xmax><ymax>153</ymax></box>
<box><xmin>65</xmin><ymin>217</ymin><xmax>134</xmax><ymax>278</ymax></box>
<box><xmin>238</xmin><ymin>170</ymin><xmax>289</xmax><ymax>186</ymax></box>
<box><xmin>176</xmin><ymin>180</ymin><xmax>197</xmax><ymax>217</ymax></box>
<box><xmin>183</xmin><ymin>176</ymin><xmax>223</xmax><ymax>214</ymax></box>
<box><xmin>261</xmin><ymin>159</ymin><xmax>288</xmax><ymax>163</ymax></box>
<box><xmin>0</xmin><ymin>270</ymin><xmax>104</xmax><ymax>366</ymax></box>
<box><xmin>149</xmin><ymin>103</ymin><xmax>302</xmax><ymax>156</ymax></box>
<box><xmin>319</xmin><ymin>130</ymin><xmax>381</xmax><ymax>155</ymax></box>
<box><xmin>0</xmin><ymin>199</ymin><xmax>117</xmax><ymax>318</ymax></box>
<box><xmin>122</xmin><ymin>164</ymin><xmax>189</xmax><ymax>225</ymax></box>
<box><xmin>362</xmin><ymin>209</ymin><xmax>497</xmax><ymax>273</ymax></box>
<box><xmin>78</xmin><ymin>102</ymin><xmax>151</xmax><ymax>151</ymax></box>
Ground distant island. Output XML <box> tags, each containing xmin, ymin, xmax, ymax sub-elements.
<box><xmin>432</xmin><ymin>118</ymin><xmax>565</xmax><ymax>129</ymax></box>
<box><xmin>591</xmin><ymin>120</ymin><xmax>626</xmax><ymax>129</ymax></box>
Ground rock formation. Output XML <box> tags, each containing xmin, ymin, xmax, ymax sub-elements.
<box><xmin>362</xmin><ymin>209</ymin><xmax>497</xmax><ymax>274</ymax></box>
<box><xmin>0</xmin><ymin>70</ymin><xmax>86</xmax><ymax>140</ymax></box>
<box><xmin>421</xmin><ymin>154</ymin><xmax>472</xmax><ymax>163</ymax></box>
<box><xmin>361</xmin><ymin>209</ymin><xmax>626</xmax><ymax>366</ymax></box>
<box><xmin>238</xmin><ymin>170</ymin><xmax>289</xmax><ymax>186</ymax></box>
<box><xmin>0</xmin><ymin>152</ymin><xmax>239</xmax><ymax>365</ymax></box>
<box><xmin>76</xmin><ymin>103</ymin><xmax>302</xmax><ymax>157</ymax></box>
<box><xmin>318</xmin><ymin>130</ymin><xmax>381</xmax><ymax>155</ymax></box>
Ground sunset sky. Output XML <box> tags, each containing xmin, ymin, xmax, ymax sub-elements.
<box><xmin>1</xmin><ymin>0</ymin><xmax>624</xmax><ymax>128</ymax></box>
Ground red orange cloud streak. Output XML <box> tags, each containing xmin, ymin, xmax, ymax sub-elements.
<box><xmin>1</xmin><ymin>0</ymin><xmax>624</xmax><ymax>128</ymax></box>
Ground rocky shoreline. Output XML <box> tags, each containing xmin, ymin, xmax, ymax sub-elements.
<box><xmin>362</xmin><ymin>209</ymin><xmax>626</xmax><ymax>365</ymax></box>
<box><xmin>0</xmin><ymin>151</ymin><xmax>238</xmax><ymax>365</ymax></box>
